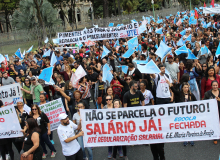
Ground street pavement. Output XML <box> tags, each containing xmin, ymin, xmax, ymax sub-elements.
<box><xmin>13</xmin><ymin>102</ymin><xmax>220</xmax><ymax>160</ymax></box>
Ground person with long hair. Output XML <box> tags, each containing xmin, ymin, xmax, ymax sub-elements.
<box><xmin>201</xmin><ymin>66</ymin><xmax>220</xmax><ymax>99</ymax></box>
<box><xmin>78</xmin><ymin>76</ymin><xmax>91</xmax><ymax>108</ymax></box>
<box><xmin>140</xmin><ymin>81</ymin><xmax>154</xmax><ymax>105</ymax></box>
<box><xmin>206</xmin><ymin>55</ymin><xmax>216</xmax><ymax>68</ymax></box>
<box><xmin>21</xmin><ymin>118</ymin><xmax>43</xmax><ymax>160</ymax></box>
<box><xmin>54</xmin><ymin>74</ymin><xmax>65</xmax><ymax>100</ymax></box>
<box><xmin>64</xmin><ymin>80</ymin><xmax>75</xmax><ymax>117</ymax></box>
<box><xmin>23</xmin><ymin>78</ymin><xmax>33</xmax><ymax>107</ymax></box>
<box><xmin>184</xmin><ymin>60</ymin><xmax>200</xmax><ymax>100</ymax></box>
<box><xmin>111</xmin><ymin>72</ymin><xmax>123</xmax><ymax>99</ymax></box>
<box><xmin>204</xmin><ymin>80</ymin><xmax>220</xmax><ymax>144</ymax></box>
<box><xmin>64</xmin><ymin>65</ymin><xmax>72</xmax><ymax>80</ymax></box>
<box><xmin>29</xmin><ymin>105</ymin><xmax>56</xmax><ymax>158</ymax></box>
<box><xmin>101</xmin><ymin>87</ymin><xmax>120</xmax><ymax>109</ymax></box>
<box><xmin>72</xmin><ymin>102</ymin><xmax>93</xmax><ymax>160</ymax></box>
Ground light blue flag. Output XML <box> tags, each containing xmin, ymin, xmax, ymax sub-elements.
<box><xmin>43</xmin><ymin>49</ymin><xmax>51</xmax><ymax>57</ymax></box>
<box><xmin>202</xmin><ymin>21</ymin><xmax>207</xmax><ymax>28</ymax></box>
<box><xmin>26</xmin><ymin>45</ymin><xmax>33</xmax><ymax>53</ymax></box>
<box><xmin>114</xmin><ymin>40</ymin><xmax>119</xmax><ymax>47</ymax></box>
<box><xmin>199</xmin><ymin>7</ymin><xmax>203</xmax><ymax>9</ymax></box>
<box><xmin>157</xmin><ymin>19</ymin><xmax>163</xmax><ymax>24</ymax></box>
<box><xmin>165</xmin><ymin>68</ymin><xmax>170</xmax><ymax>75</ymax></box>
<box><xmin>86</xmin><ymin>50</ymin><xmax>90</xmax><ymax>53</ymax></box>
<box><xmin>155</xmin><ymin>41</ymin><xmax>172</xmax><ymax>58</ymax></box>
<box><xmin>102</xmin><ymin>64</ymin><xmax>113</xmax><ymax>83</ymax></box>
<box><xmin>93</xmin><ymin>24</ymin><xmax>98</xmax><ymax>28</ymax></box>
<box><xmin>134</xmin><ymin>60</ymin><xmax>149</xmax><ymax>65</ymax></box>
<box><xmin>166</xmin><ymin>16</ymin><xmax>170</xmax><ymax>19</ymax></box>
<box><xmin>138</xmin><ymin>24</ymin><xmax>147</xmax><ymax>34</ymax></box>
<box><xmin>128</xmin><ymin>36</ymin><xmax>138</xmax><ymax>49</ymax></box>
<box><xmin>45</xmin><ymin>77</ymin><xmax>55</xmax><ymax>85</ymax></box>
<box><xmin>138</xmin><ymin>44</ymin><xmax>142</xmax><ymax>52</ymax></box>
<box><xmin>117</xmin><ymin>65</ymin><xmax>129</xmax><ymax>74</ymax></box>
<box><xmin>170</xmin><ymin>14</ymin><xmax>173</xmax><ymax>16</ymax></box>
<box><xmin>146</xmin><ymin>17</ymin><xmax>151</xmax><ymax>24</ymax></box>
<box><xmin>117</xmin><ymin>24</ymin><xmax>121</xmax><ymax>27</ymax></box>
<box><xmin>101</xmin><ymin>45</ymin><xmax>110</xmax><ymax>59</ymax></box>
<box><xmin>109</xmin><ymin>23</ymin><xmax>114</xmax><ymax>27</ymax></box>
<box><xmin>200</xmin><ymin>46</ymin><xmax>209</xmax><ymax>55</ymax></box>
<box><xmin>0</xmin><ymin>54</ymin><xmax>5</xmax><ymax>63</ymax></box>
<box><xmin>131</xmin><ymin>19</ymin><xmax>137</xmax><ymax>23</ymax></box>
<box><xmin>15</xmin><ymin>48</ymin><xmax>23</xmax><ymax>59</ymax></box>
<box><xmin>216</xmin><ymin>43</ymin><xmax>220</xmax><ymax>57</ymax></box>
<box><xmin>155</xmin><ymin>44</ymin><xmax>158</xmax><ymax>49</ymax></box>
<box><xmin>180</xmin><ymin>29</ymin><xmax>186</xmax><ymax>36</ymax></box>
<box><xmin>38</xmin><ymin>67</ymin><xmax>53</xmax><ymax>83</ymax></box>
<box><xmin>77</xmin><ymin>40</ymin><xmax>83</xmax><ymax>49</ymax></box>
<box><xmin>155</xmin><ymin>28</ymin><xmax>163</xmax><ymax>34</ymax></box>
<box><xmin>185</xmin><ymin>34</ymin><xmax>192</xmax><ymax>42</ymax></box>
<box><xmin>44</xmin><ymin>37</ymin><xmax>49</xmax><ymax>43</ymax></box>
<box><xmin>177</xmin><ymin>38</ymin><xmax>184</xmax><ymax>46</ymax></box>
<box><xmin>53</xmin><ymin>38</ymin><xmax>59</xmax><ymax>44</ymax></box>
<box><xmin>148</xmin><ymin>27</ymin><xmax>152</xmax><ymax>33</ymax></box>
<box><xmin>206</xmin><ymin>22</ymin><xmax>212</xmax><ymax>28</ymax></box>
<box><xmin>137</xmin><ymin>60</ymin><xmax>160</xmax><ymax>74</ymax></box>
<box><xmin>50</xmin><ymin>52</ymin><xmax>57</xmax><ymax>66</ymax></box>
<box><xmin>174</xmin><ymin>18</ymin><xmax>176</xmax><ymax>24</ymax></box>
<box><xmin>122</xmin><ymin>48</ymin><xmax>135</xmax><ymax>58</ymax></box>
<box><xmin>187</xmin><ymin>49</ymin><xmax>198</xmax><ymax>59</ymax></box>
<box><xmin>163</xmin><ymin>36</ymin><xmax>166</xmax><ymax>43</ymax></box>
<box><xmin>142</xmin><ymin>16</ymin><xmax>145</xmax><ymax>20</ymax></box>
<box><xmin>175</xmin><ymin>44</ymin><xmax>188</xmax><ymax>55</ymax></box>
<box><xmin>5</xmin><ymin>55</ymin><xmax>9</xmax><ymax>61</ymax></box>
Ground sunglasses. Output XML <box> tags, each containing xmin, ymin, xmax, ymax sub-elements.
<box><xmin>203</xmin><ymin>66</ymin><xmax>207</xmax><ymax>67</ymax></box>
<box><xmin>126</xmin><ymin>79</ymin><xmax>131</xmax><ymax>80</ymax></box>
<box><xmin>106</xmin><ymin>99</ymin><xmax>112</xmax><ymax>101</ymax></box>
<box><xmin>32</xmin><ymin>108</ymin><xmax>37</xmax><ymax>111</ymax></box>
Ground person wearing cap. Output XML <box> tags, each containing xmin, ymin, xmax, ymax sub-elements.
<box><xmin>57</xmin><ymin>113</ymin><xmax>84</xmax><ymax>160</ymax></box>
<box><xmin>2</xmin><ymin>71</ymin><xmax>15</xmax><ymax>86</ymax></box>
<box><xmin>21</xmin><ymin>76</ymin><xmax>44</xmax><ymax>104</ymax></box>
<box><xmin>162</xmin><ymin>53</ymin><xmax>180</xmax><ymax>83</ymax></box>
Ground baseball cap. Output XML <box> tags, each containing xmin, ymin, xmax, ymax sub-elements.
<box><xmin>167</xmin><ymin>55</ymin><xmax>173</xmax><ymax>59</ymax></box>
<box><xmin>30</xmin><ymin>76</ymin><xmax>36</xmax><ymax>81</ymax></box>
<box><xmin>58</xmin><ymin>113</ymin><xmax>68</xmax><ymax>120</ymax></box>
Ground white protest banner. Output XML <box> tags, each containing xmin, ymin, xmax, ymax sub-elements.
<box><xmin>58</xmin><ymin>22</ymin><xmax>139</xmax><ymax>44</ymax></box>
<box><xmin>0</xmin><ymin>105</ymin><xmax>23</xmax><ymax>139</ymax></box>
<box><xmin>81</xmin><ymin>99</ymin><xmax>220</xmax><ymax>147</ymax></box>
<box><xmin>0</xmin><ymin>83</ymin><xmax>23</xmax><ymax>106</ymax></box>
<box><xmin>203</xmin><ymin>7</ymin><xmax>220</xmax><ymax>13</ymax></box>
<box><xmin>39</xmin><ymin>98</ymin><xmax>65</xmax><ymax>131</ymax></box>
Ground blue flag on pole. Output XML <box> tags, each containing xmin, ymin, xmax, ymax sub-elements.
<box><xmin>101</xmin><ymin>45</ymin><xmax>110</xmax><ymax>59</ymax></box>
<box><xmin>216</xmin><ymin>43</ymin><xmax>220</xmax><ymax>57</ymax></box>
<box><xmin>137</xmin><ymin>60</ymin><xmax>160</xmax><ymax>74</ymax></box>
<box><xmin>138</xmin><ymin>44</ymin><xmax>142</xmax><ymax>52</ymax></box>
<box><xmin>155</xmin><ymin>28</ymin><xmax>163</xmax><ymax>34</ymax></box>
<box><xmin>131</xmin><ymin>19</ymin><xmax>138</xmax><ymax>23</ymax></box>
<box><xmin>15</xmin><ymin>48</ymin><xmax>23</xmax><ymax>59</ymax></box>
<box><xmin>200</xmin><ymin>46</ymin><xmax>209</xmax><ymax>55</ymax></box>
<box><xmin>102</xmin><ymin>64</ymin><xmax>113</xmax><ymax>83</ymax></box>
<box><xmin>157</xmin><ymin>19</ymin><xmax>163</xmax><ymax>24</ymax></box>
<box><xmin>114</xmin><ymin>40</ymin><xmax>119</xmax><ymax>47</ymax></box>
<box><xmin>78</xmin><ymin>40</ymin><xmax>83</xmax><ymax>49</ymax></box>
<box><xmin>155</xmin><ymin>44</ymin><xmax>158</xmax><ymax>49</ymax></box>
<box><xmin>5</xmin><ymin>55</ymin><xmax>9</xmax><ymax>61</ymax></box>
<box><xmin>163</xmin><ymin>36</ymin><xmax>166</xmax><ymax>43</ymax></box>
<box><xmin>38</xmin><ymin>67</ymin><xmax>53</xmax><ymax>82</ymax></box>
<box><xmin>0</xmin><ymin>54</ymin><xmax>5</xmax><ymax>63</ymax></box>
<box><xmin>185</xmin><ymin>34</ymin><xmax>192</xmax><ymax>42</ymax></box>
<box><xmin>180</xmin><ymin>29</ymin><xmax>186</xmax><ymax>36</ymax></box>
<box><xmin>138</xmin><ymin>25</ymin><xmax>147</xmax><ymax>34</ymax></box>
<box><xmin>187</xmin><ymin>49</ymin><xmax>198</xmax><ymax>59</ymax></box>
<box><xmin>26</xmin><ymin>45</ymin><xmax>33</xmax><ymax>53</ymax></box>
<box><xmin>177</xmin><ymin>38</ymin><xmax>184</xmax><ymax>46</ymax></box>
<box><xmin>44</xmin><ymin>37</ymin><xmax>49</xmax><ymax>43</ymax></box>
<box><xmin>128</xmin><ymin>37</ymin><xmax>138</xmax><ymax>49</ymax></box>
<box><xmin>43</xmin><ymin>49</ymin><xmax>51</xmax><ymax>57</ymax></box>
<box><xmin>155</xmin><ymin>41</ymin><xmax>172</xmax><ymax>59</ymax></box>
<box><xmin>50</xmin><ymin>52</ymin><xmax>57</xmax><ymax>66</ymax></box>
<box><xmin>53</xmin><ymin>38</ymin><xmax>59</xmax><ymax>44</ymax></box>
<box><xmin>109</xmin><ymin>23</ymin><xmax>114</xmax><ymax>27</ymax></box>
<box><xmin>122</xmin><ymin>48</ymin><xmax>135</xmax><ymax>58</ymax></box>
<box><xmin>134</xmin><ymin>60</ymin><xmax>149</xmax><ymax>65</ymax></box>
<box><xmin>175</xmin><ymin>45</ymin><xmax>188</xmax><ymax>55</ymax></box>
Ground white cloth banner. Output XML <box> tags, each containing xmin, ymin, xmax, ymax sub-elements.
<box><xmin>57</xmin><ymin>22</ymin><xmax>139</xmax><ymax>44</ymax></box>
<box><xmin>81</xmin><ymin>99</ymin><xmax>220</xmax><ymax>147</ymax></box>
<box><xmin>0</xmin><ymin>83</ymin><xmax>23</xmax><ymax>106</ymax></box>
<box><xmin>203</xmin><ymin>7</ymin><xmax>220</xmax><ymax>13</ymax></box>
<box><xmin>0</xmin><ymin>105</ymin><xmax>23</xmax><ymax>139</ymax></box>
<box><xmin>39</xmin><ymin>98</ymin><xmax>65</xmax><ymax>131</ymax></box>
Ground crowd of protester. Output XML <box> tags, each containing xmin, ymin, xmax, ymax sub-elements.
<box><xmin>1</xmin><ymin>7</ymin><xmax>220</xmax><ymax>160</ymax></box>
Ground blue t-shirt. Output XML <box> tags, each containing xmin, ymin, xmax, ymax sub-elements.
<box><xmin>56</xmin><ymin>56</ymin><xmax>63</xmax><ymax>65</ymax></box>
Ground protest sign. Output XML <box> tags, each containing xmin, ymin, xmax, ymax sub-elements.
<box><xmin>39</xmin><ymin>98</ymin><xmax>65</xmax><ymax>131</ymax></box>
<box><xmin>0</xmin><ymin>105</ymin><xmax>23</xmax><ymax>139</ymax></box>
<box><xmin>0</xmin><ymin>83</ymin><xmax>23</xmax><ymax>106</ymax></box>
<box><xmin>81</xmin><ymin>99</ymin><xmax>220</xmax><ymax>147</ymax></box>
<box><xmin>57</xmin><ymin>22</ymin><xmax>139</xmax><ymax>44</ymax></box>
<box><xmin>203</xmin><ymin>7</ymin><xmax>220</xmax><ymax>13</ymax></box>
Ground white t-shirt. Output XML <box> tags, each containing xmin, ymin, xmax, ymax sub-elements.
<box><xmin>154</xmin><ymin>74</ymin><xmax>173</xmax><ymax>98</ymax></box>
<box><xmin>57</xmin><ymin>120</ymin><xmax>80</xmax><ymax>156</ymax></box>
<box><xmin>142</xmin><ymin>89</ymin><xmax>154</xmax><ymax>105</ymax></box>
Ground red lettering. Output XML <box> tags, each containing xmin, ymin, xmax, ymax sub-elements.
<box><xmin>148</xmin><ymin>120</ymin><xmax>157</xmax><ymax>131</ymax></box>
<box><xmin>0</xmin><ymin>118</ymin><xmax>5</xmax><ymax>122</ymax></box>
<box><xmin>128</xmin><ymin>120</ymin><xmax>136</xmax><ymax>133</ymax></box>
<box><xmin>94</xmin><ymin>123</ymin><xmax>101</xmax><ymax>134</ymax></box>
<box><xmin>116</xmin><ymin>122</ymin><xmax>124</xmax><ymax>133</ymax></box>
<box><xmin>108</xmin><ymin>122</ymin><xmax>116</xmax><ymax>134</ymax></box>
<box><xmin>201</xmin><ymin>120</ymin><xmax>206</xmax><ymax>127</ymax></box>
<box><xmin>86</xmin><ymin>124</ymin><xmax>93</xmax><ymax>135</ymax></box>
<box><xmin>101</xmin><ymin>123</ymin><xmax>107</xmax><ymax>134</ymax></box>
<box><xmin>139</xmin><ymin>120</ymin><xmax>147</xmax><ymax>132</ymax></box>
<box><xmin>170</xmin><ymin>123</ymin><xmax>174</xmax><ymax>129</ymax></box>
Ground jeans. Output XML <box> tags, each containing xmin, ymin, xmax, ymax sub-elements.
<box><xmin>113</xmin><ymin>146</ymin><xmax>125</xmax><ymax>158</ymax></box>
<box><xmin>77</xmin><ymin>136</ymin><xmax>93</xmax><ymax>160</ymax></box>
<box><xmin>40</xmin><ymin>132</ymin><xmax>56</xmax><ymax>154</ymax></box>
<box><xmin>68</xmin><ymin>105</ymin><xmax>73</xmax><ymax>118</ymax></box>
<box><xmin>49</xmin><ymin>131</ymin><xmax>53</xmax><ymax>140</ymax></box>
<box><xmin>65</xmin><ymin>148</ymin><xmax>83</xmax><ymax>160</ymax></box>
<box><xmin>90</xmin><ymin>88</ymin><xmax>96</xmax><ymax>106</ymax></box>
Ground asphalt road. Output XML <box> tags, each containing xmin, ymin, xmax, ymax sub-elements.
<box><xmin>13</xmin><ymin>102</ymin><xmax>220</xmax><ymax>160</ymax></box>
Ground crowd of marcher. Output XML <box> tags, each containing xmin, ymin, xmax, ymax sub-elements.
<box><xmin>1</xmin><ymin>6</ymin><xmax>220</xmax><ymax>160</ymax></box>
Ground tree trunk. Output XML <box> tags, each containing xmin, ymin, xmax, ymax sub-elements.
<box><xmin>117</xmin><ymin>0</ymin><xmax>121</xmax><ymax>15</ymax></box>
<box><xmin>103</xmin><ymin>0</ymin><xmax>109</xmax><ymax>18</ymax></box>
<box><xmin>113</xmin><ymin>0</ymin><xmax>116</xmax><ymax>15</ymax></box>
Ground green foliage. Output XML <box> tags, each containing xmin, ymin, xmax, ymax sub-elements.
<box><xmin>12</xmin><ymin>0</ymin><xmax>61</xmax><ymax>29</ymax></box>
<box><xmin>121</xmin><ymin>0</ymin><xmax>139</xmax><ymax>13</ymax></box>
<box><xmin>177</xmin><ymin>0</ymin><xmax>200</xmax><ymax>7</ymax></box>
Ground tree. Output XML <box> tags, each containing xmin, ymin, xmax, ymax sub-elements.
<box><xmin>0</xmin><ymin>0</ymin><xmax>20</xmax><ymax>32</ymax></box>
<box><xmin>120</xmin><ymin>0</ymin><xmax>139</xmax><ymax>13</ymax></box>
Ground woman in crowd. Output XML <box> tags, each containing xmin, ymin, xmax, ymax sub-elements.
<box><xmin>73</xmin><ymin>102</ymin><xmax>93</xmax><ymax>160</ymax></box>
<box><xmin>204</xmin><ymin>80</ymin><xmax>220</xmax><ymax>144</ymax></box>
<box><xmin>94</xmin><ymin>74</ymin><xmax>109</xmax><ymax>109</ymax></box>
<box><xmin>64</xmin><ymin>80</ymin><xmax>75</xmax><ymax>117</ymax></box>
<box><xmin>101</xmin><ymin>87</ymin><xmax>120</xmax><ymax>109</ymax></box>
<box><xmin>201</xmin><ymin>66</ymin><xmax>220</xmax><ymax>99</ymax></box>
<box><xmin>139</xmin><ymin>81</ymin><xmax>154</xmax><ymax>105</ymax></box>
<box><xmin>92</xmin><ymin>58</ymin><xmax>101</xmax><ymax>73</ymax></box>
<box><xmin>111</xmin><ymin>72</ymin><xmax>123</xmax><ymax>99</ymax></box>
<box><xmin>54</xmin><ymin>74</ymin><xmax>65</xmax><ymax>100</ymax></box>
<box><xmin>207</xmin><ymin>55</ymin><xmax>216</xmax><ymax>68</ymax></box>
<box><xmin>112</xmin><ymin>99</ymin><xmax>128</xmax><ymax>160</ymax></box>
<box><xmin>29</xmin><ymin>104</ymin><xmax>56</xmax><ymax>158</ymax></box>
<box><xmin>78</xmin><ymin>76</ymin><xmax>91</xmax><ymax>108</ymax></box>
<box><xmin>64</xmin><ymin>65</ymin><xmax>72</xmax><ymax>80</ymax></box>
<box><xmin>192</xmin><ymin>42</ymin><xmax>201</xmax><ymax>57</ymax></box>
<box><xmin>23</xmin><ymin>77</ymin><xmax>33</xmax><ymax>107</ymax></box>
<box><xmin>21</xmin><ymin>118</ymin><xmax>43</xmax><ymax>160</ymax></box>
